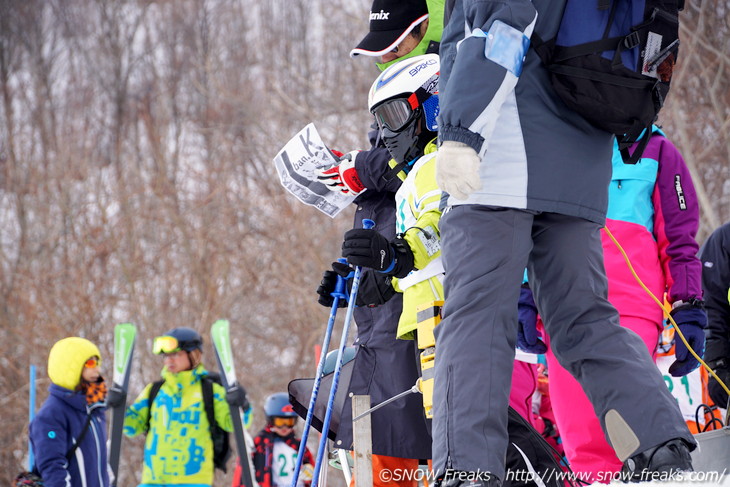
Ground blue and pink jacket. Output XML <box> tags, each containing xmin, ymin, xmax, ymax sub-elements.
<box><xmin>603</xmin><ymin>126</ymin><xmax>703</xmax><ymax>324</ymax></box>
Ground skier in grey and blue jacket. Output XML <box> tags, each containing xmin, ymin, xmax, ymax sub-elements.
<box><xmin>431</xmin><ymin>1</ymin><xmax>696</xmax><ymax>485</ymax></box>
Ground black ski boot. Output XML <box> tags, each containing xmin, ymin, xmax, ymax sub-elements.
<box><xmin>621</xmin><ymin>438</ymin><xmax>693</xmax><ymax>482</ymax></box>
<box><xmin>437</xmin><ymin>472</ymin><xmax>502</xmax><ymax>487</ymax></box>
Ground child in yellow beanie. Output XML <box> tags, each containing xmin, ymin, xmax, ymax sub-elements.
<box><xmin>29</xmin><ymin>337</ymin><xmax>109</xmax><ymax>487</ymax></box>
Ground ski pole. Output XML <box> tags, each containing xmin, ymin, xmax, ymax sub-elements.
<box><xmin>290</xmin><ymin>257</ymin><xmax>350</xmax><ymax>487</ymax></box>
<box><xmin>352</xmin><ymin>380</ymin><xmax>421</xmax><ymax>422</ymax></box>
<box><xmin>29</xmin><ymin>364</ymin><xmax>36</xmax><ymax>471</ymax></box>
<box><xmin>311</xmin><ymin>219</ymin><xmax>375</xmax><ymax>487</ymax></box>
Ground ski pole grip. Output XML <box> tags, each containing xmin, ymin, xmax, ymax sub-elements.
<box><xmin>332</xmin><ymin>258</ymin><xmax>348</xmax><ymax>300</ymax></box>
<box><xmin>363</xmin><ymin>219</ymin><xmax>375</xmax><ymax>230</ymax></box>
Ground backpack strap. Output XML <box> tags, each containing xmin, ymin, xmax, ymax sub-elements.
<box><xmin>144</xmin><ymin>380</ymin><xmax>165</xmax><ymax>433</ymax></box>
<box><xmin>201</xmin><ymin>377</ymin><xmax>218</xmax><ymax>434</ymax></box>
<box><xmin>66</xmin><ymin>412</ymin><xmax>94</xmax><ymax>460</ymax></box>
<box><xmin>618</xmin><ymin>128</ymin><xmax>653</xmax><ymax>164</ymax></box>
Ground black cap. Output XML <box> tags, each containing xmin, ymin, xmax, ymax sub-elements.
<box><xmin>350</xmin><ymin>0</ymin><xmax>429</xmax><ymax>57</ymax></box>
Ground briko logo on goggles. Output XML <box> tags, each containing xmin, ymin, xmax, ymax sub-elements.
<box><xmin>271</xmin><ymin>416</ymin><xmax>297</xmax><ymax>427</ymax></box>
<box><xmin>372</xmin><ymin>93</ymin><xmax>420</xmax><ymax>133</ymax></box>
<box><xmin>153</xmin><ymin>335</ymin><xmax>181</xmax><ymax>355</ymax></box>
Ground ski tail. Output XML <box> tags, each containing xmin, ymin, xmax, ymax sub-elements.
<box><xmin>211</xmin><ymin>319</ymin><xmax>256</xmax><ymax>487</ymax></box>
<box><xmin>108</xmin><ymin>323</ymin><xmax>137</xmax><ymax>487</ymax></box>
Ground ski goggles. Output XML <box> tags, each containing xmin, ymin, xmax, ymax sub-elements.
<box><xmin>153</xmin><ymin>335</ymin><xmax>181</xmax><ymax>355</ymax></box>
<box><xmin>271</xmin><ymin>417</ymin><xmax>297</xmax><ymax>428</ymax></box>
<box><xmin>84</xmin><ymin>357</ymin><xmax>100</xmax><ymax>368</ymax></box>
<box><xmin>371</xmin><ymin>95</ymin><xmax>419</xmax><ymax>133</ymax></box>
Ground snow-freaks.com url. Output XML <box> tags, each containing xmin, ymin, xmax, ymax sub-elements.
<box><xmin>505</xmin><ymin>468</ymin><xmax>728</xmax><ymax>484</ymax></box>
<box><xmin>377</xmin><ymin>468</ymin><xmax>728</xmax><ymax>484</ymax></box>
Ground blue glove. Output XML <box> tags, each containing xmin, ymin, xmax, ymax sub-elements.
<box><xmin>517</xmin><ymin>285</ymin><xmax>547</xmax><ymax>354</ymax></box>
<box><xmin>668</xmin><ymin>302</ymin><xmax>707</xmax><ymax>377</ymax></box>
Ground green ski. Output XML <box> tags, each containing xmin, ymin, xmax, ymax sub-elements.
<box><xmin>212</xmin><ymin>319</ymin><xmax>255</xmax><ymax>487</ymax></box>
<box><xmin>108</xmin><ymin>323</ymin><xmax>136</xmax><ymax>487</ymax></box>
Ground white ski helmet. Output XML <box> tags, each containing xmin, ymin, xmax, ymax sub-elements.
<box><xmin>368</xmin><ymin>53</ymin><xmax>440</xmax><ymax>165</ymax></box>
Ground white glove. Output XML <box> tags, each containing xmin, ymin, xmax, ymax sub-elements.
<box><xmin>436</xmin><ymin>141</ymin><xmax>483</xmax><ymax>200</ymax></box>
<box><xmin>316</xmin><ymin>150</ymin><xmax>365</xmax><ymax>195</ymax></box>
<box><xmin>300</xmin><ymin>464</ymin><xmax>315</xmax><ymax>481</ymax></box>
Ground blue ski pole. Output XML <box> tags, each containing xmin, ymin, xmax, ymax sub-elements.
<box><xmin>311</xmin><ymin>219</ymin><xmax>374</xmax><ymax>487</ymax></box>
<box><xmin>29</xmin><ymin>364</ymin><xmax>36</xmax><ymax>471</ymax></box>
<box><xmin>290</xmin><ymin>258</ymin><xmax>349</xmax><ymax>487</ymax></box>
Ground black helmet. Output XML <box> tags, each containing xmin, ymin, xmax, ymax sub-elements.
<box><xmin>153</xmin><ymin>327</ymin><xmax>203</xmax><ymax>355</ymax></box>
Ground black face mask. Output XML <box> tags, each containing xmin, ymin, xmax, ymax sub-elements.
<box><xmin>381</xmin><ymin>110</ymin><xmax>435</xmax><ymax>165</ymax></box>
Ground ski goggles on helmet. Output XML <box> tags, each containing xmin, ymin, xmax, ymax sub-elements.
<box><xmin>270</xmin><ymin>416</ymin><xmax>297</xmax><ymax>427</ymax></box>
<box><xmin>153</xmin><ymin>335</ymin><xmax>181</xmax><ymax>355</ymax></box>
<box><xmin>84</xmin><ymin>357</ymin><xmax>100</xmax><ymax>368</ymax></box>
<box><xmin>371</xmin><ymin>95</ymin><xmax>420</xmax><ymax>133</ymax></box>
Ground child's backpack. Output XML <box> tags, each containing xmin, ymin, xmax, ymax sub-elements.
<box><xmin>146</xmin><ymin>373</ymin><xmax>232</xmax><ymax>472</ymax></box>
<box><xmin>533</xmin><ymin>0</ymin><xmax>683</xmax><ymax>164</ymax></box>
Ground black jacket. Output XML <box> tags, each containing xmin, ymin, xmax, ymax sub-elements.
<box><xmin>700</xmin><ymin>222</ymin><xmax>730</xmax><ymax>364</ymax></box>
<box><xmin>334</xmin><ymin>134</ymin><xmax>432</xmax><ymax>459</ymax></box>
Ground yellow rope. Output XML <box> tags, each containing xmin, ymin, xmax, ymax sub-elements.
<box><xmin>603</xmin><ymin>225</ymin><xmax>730</xmax><ymax>400</ymax></box>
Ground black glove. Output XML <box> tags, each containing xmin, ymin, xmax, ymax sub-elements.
<box><xmin>317</xmin><ymin>262</ymin><xmax>395</xmax><ymax>308</ymax></box>
<box><xmin>708</xmin><ymin>359</ymin><xmax>730</xmax><ymax>408</ymax></box>
<box><xmin>106</xmin><ymin>386</ymin><xmax>127</xmax><ymax>409</ymax></box>
<box><xmin>342</xmin><ymin>229</ymin><xmax>414</xmax><ymax>278</ymax></box>
<box><xmin>226</xmin><ymin>385</ymin><xmax>250</xmax><ymax>411</ymax></box>
<box><xmin>357</xmin><ymin>269</ymin><xmax>396</xmax><ymax>307</ymax></box>
<box><xmin>316</xmin><ymin>261</ymin><xmax>352</xmax><ymax>308</ymax></box>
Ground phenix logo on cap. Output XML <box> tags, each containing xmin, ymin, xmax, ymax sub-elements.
<box><xmin>370</xmin><ymin>9</ymin><xmax>390</xmax><ymax>20</ymax></box>
<box><xmin>351</xmin><ymin>0</ymin><xmax>429</xmax><ymax>57</ymax></box>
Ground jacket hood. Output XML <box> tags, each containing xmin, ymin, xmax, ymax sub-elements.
<box><xmin>48</xmin><ymin>337</ymin><xmax>101</xmax><ymax>391</ymax></box>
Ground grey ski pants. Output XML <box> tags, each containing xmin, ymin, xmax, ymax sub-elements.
<box><xmin>432</xmin><ymin>205</ymin><xmax>694</xmax><ymax>477</ymax></box>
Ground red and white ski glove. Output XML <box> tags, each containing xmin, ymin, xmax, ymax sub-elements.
<box><xmin>436</xmin><ymin>141</ymin><xmax>482</xmax><ymax>200</ymax></box>
<box><xmin>316</xmin><ymin>150</ymin><xmax>365</xmax><ymax>196</ymax></box>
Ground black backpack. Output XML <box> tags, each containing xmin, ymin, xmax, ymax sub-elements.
<box><xmin>532</xmin><ymin>0</ymin><xmax>683</xmax><ymax>164</ymax></box>
<box><xmin>503</xmin><ymin>407</ymin><xmax>580</xmax><ymax>487</ymax></box>
<box><xmin>146</xmin><ymin>373</ymin><xmax>232</xmax><ymax>472</ymax></box>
